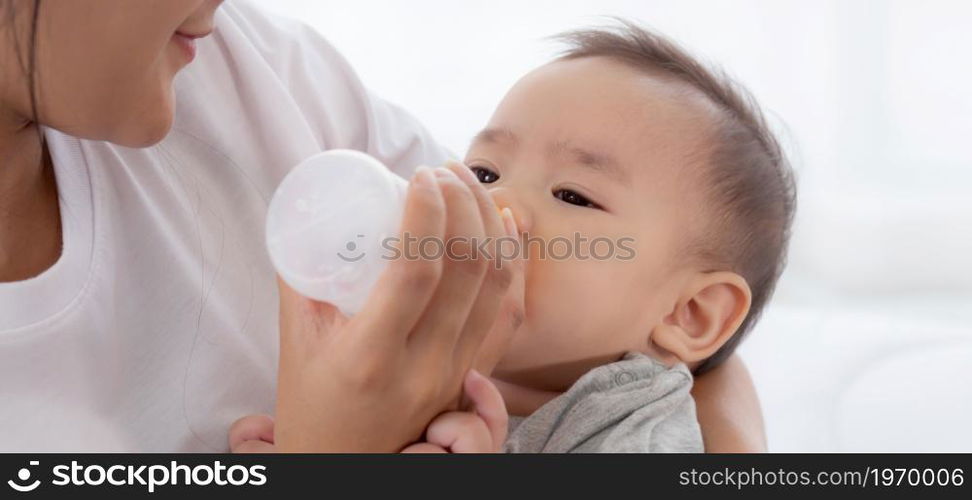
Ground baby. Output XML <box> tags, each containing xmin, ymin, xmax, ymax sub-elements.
<box><xmin>233</xmin><ymin>21</ymin><xmax>795</xmax><ymax>453</ymax></box>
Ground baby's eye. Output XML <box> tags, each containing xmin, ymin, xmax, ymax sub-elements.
<box><xmin>469</xmin><ymin>166</ymin><xmax>500</xmax><ymax>184</ymax></box>
<box><xmin>553</xmin><ymin>189</ymin><xmax>602</xmax><ymax>210</ymax></box>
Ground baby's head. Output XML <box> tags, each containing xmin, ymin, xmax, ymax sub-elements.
<box><xmin>467</xmin><ymin>22</ymin><xmax>796</xmax><ymax>392</ymax></box>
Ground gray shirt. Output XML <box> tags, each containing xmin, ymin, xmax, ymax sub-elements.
<box><xmin>502</xmin><ymin>352</ymin><xmax>703</xmax><ymax>453</ymax></box>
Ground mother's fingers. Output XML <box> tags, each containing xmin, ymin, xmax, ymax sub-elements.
<box><xmin>355</xmin><ymin>166</ymin><xmax>445</xmax><ymax>347</ymax></box>
<box><xmin>445</xmin><ymin>162</ymin><xmax>516</xmax><ymax>372</ymax></box>
<box><xmin>446</xmin><ymin>161</ymin><xmax>505</xmax><ymax>248</ymax></box>
<box><xmin>408</xmin><ymin>168</ymin><xmax>488</xmax><ymax>354</ymax></box>
<box><xmin>471</xmin><ymin>208</ymin><xmax>525</xmax><ymax>375</ymax></box>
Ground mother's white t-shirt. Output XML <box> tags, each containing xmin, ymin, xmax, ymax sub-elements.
<box><xmin>0</xmin><ymin>0</ymin><xmax>450</xmax><ymax>452</ymax></box>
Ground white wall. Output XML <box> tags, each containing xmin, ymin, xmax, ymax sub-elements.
<box><xmin>259</xmin><ymin>0</ymin><xmax>972</xmax><ymax>451</ymax></box>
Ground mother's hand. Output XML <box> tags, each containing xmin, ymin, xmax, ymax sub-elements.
<box><xmin>691</xmin><ymin>354</ymin><xmax>767</xmax><ymax>452</ymax></box>
<box><xmin>273</xmin><ymin>162</ymin><xmax>522</xmax><ymax>452</ymax></box>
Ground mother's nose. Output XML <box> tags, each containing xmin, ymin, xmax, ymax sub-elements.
<box><xmin>488</xmin><ymin>186</ymin><xmax>532</xmax><ymax>235</ymax></box>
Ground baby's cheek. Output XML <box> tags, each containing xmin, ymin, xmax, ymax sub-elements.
<box><xmin>526</xmin><ymin>259</ymin><xmax>628</xmax><ymax>348</ymax></box>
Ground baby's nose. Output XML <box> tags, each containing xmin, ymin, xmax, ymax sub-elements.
<box><xmin>489</xmin><ymin>186</ymin><xmax>531</xmax><ymax>235</ymax></box>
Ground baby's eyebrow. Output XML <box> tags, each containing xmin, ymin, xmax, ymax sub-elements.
<box><xmin>472</xmin><ymin>127</ymin><xmax>519</xmax><ymax>146</ymax></box>
<box><xmin>471</xmin><ymin>127</ymin><xmax>630</xmax><ymax>184</ymax></box>
<box><xmin>551</xmin><ymin>140</ymin><xmax>630</xmax><ymax>184</ymax></box>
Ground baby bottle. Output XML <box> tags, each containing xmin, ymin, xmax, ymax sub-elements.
<box><xmin>265</xmin><ymin>149</ymin><xmax>408</xmax><ymax>315</ymax></box>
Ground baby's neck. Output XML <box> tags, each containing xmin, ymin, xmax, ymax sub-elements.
<box><xmin>488</xmin><ymin>350</ymin><xmax>677</xmax><ymax>416</ymax></box>
<box><xmin>488</xmin><ymin>377</ymin><xmax>562</xmax><ymax>417</ymax></box>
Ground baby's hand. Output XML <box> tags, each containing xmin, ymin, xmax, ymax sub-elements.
<box><xmin>401</xmin><ymin>369</ymin><xmax>508</xmax><ymax>453</ymax></box>
<box><xmin>229</xmin><ymin>414</ymin><xmax>277</xmax><ymax>453</ymax></box>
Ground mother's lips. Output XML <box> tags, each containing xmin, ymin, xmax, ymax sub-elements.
<box><xmin>175</xmin><ymin>29</ymin><xmax>213</xmax><ymax>40</ymax></box>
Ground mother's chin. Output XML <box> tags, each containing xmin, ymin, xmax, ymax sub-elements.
<box><xmin>92</xmin><ymin>74</ymin><xmax>180</xmax><ymax>149</ymax></box>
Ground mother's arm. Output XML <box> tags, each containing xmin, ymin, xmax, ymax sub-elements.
<box><xmin>691</xmin><ymin>354</ymin><xmax>767</xmax><ymax>452</ymax></box>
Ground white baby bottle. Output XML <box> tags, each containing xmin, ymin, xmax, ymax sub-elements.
<box><xmin>265</xmin><ymin>149</ymin><xmax>408</xmax><ymax>314</ymax></box>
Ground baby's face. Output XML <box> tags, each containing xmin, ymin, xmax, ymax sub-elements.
<box><xmin>466</xmin><ymin>56</ymin><xmax>715</xmax><ymax>391</ymax></box>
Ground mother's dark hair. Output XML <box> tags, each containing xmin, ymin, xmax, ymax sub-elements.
<box><xmin>3</xmin><ymin>0</ymin><xmax>43</xmax><ymax>128</ymax></box>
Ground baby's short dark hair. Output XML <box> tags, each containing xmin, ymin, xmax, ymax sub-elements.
<box><xmin>556</xmin><ymin>20</ymin><xmax>797</xmax><ymax>373</ymax></box>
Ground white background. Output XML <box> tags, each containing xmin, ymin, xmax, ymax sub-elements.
<box><xmin>261</xmin><ymin>0</ymin><xmax>972</xmax><ymax>451</ymax></box>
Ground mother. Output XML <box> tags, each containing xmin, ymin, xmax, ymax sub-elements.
<box><xmin>0</xmin><ymin>0</ymin><xmax>765</xmax><ymax>452</ymax></box>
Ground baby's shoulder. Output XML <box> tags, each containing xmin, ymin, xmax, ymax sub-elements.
<box><xmin>504</xmin><ymin>352</ymin><xmax>702</xmax><ymax>453</ymax></box>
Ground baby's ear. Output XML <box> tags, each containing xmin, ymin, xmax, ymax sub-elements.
<box><xmin>651</xmin><ymin>272</ymin><xmax>752</xmax><ymax>364</ymax></box>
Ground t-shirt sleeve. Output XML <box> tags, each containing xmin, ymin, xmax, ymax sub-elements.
<box><xmin>219</xmin><ymin>0</ymin><xmax>455</xmax><ymax>178</ymax></box>
<box><xmin>502</xmin><ymin>356</ymin><xmax>704</xmax><ymax>453</ymax></box>
<box><xmin>575</xmin><ymin>378</ymin><xmax>705</xmax><ymax>453</ymax></box>
<box><xmin>608</xmin><ymin>395</ymin><xmax>705</xmax><ymax>453</ymax></box>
